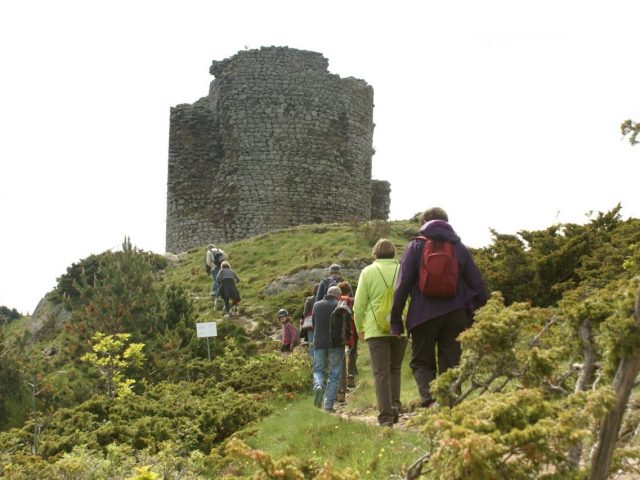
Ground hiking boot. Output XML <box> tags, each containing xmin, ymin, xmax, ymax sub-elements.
<box><xmin>392</xmin><ymin>408</ymin><xmax>400</xmax><ymax>424</ymax></box>
<box><xmin>420</xmin><ymin>399</ymin><xmax>437</xmax><ymax>409</ymax></box>
<box><xmin>379</xmin><ymin>421</ymin><xmax>393</xmax><ymax>428</ymax></box>
<box><xmin>346</xmin><ymin>375</ymin><xmax>356</xmax><ymax>388</ymax></box>
<box><xmin>336</xmin><ymin>392</ymin><xmax>346</xmax><ymax>403</ymax></box>
<box><xmin>324</xmin><ymin>407</ymin><xmax>336</xmax><ymax>414</ymax></box>
<box><xmin>313</xmin><ymin>385</ymin><xmax>324</xmax><ymax>408</ymax></box>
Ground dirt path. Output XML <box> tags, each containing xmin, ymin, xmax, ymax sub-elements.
<box><xmin>332</xmin><ymin>388</ymin><xmax>421</xmax><ymax>431</ymax></box>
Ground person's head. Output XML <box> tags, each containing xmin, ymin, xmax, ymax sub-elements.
<box><xmin>372</xmin><ymin>239</ymin><xmax>396</xmax><ymax>259</ymax></box>
<box><xmin>220</xmin><ymin>261</ymin><xmax>230</xmax><ymax>269</ymax></box>
<box><xmin>329</xmin><ymin>264</ymin><xmax>341</xmax><ymax>275</ymax></box>
<box><xmin>327</xmin><ymin>286</ymin><xmax>342</xmax><ymax>298</ymax></box>
<box><xmin>277</xmin><ymin>308</ymin><xmax>289</xmax><ymax>322</ymax></box>
<box><xmin>207</xmin><ymin>244</ymin><xmax>216</xmax><ymax>250</ymax></box>
<box><xmin>419</xmin><ymin>207</ymin><xmax>448</xmax><ymax>224</ymax></box>
<box><xmin>338</xmin><ymin>281</ymin><xmax>353</xmax><ymax>297</ymax></box>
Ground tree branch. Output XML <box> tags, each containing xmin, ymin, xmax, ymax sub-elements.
<box><xmin>529</xmin><ymin>315</ymin><xmax>558</xmax><ymax>348</ymax></box>
<box><xmin>589</xmin><ymin>281</ymin><xmax>640</xmax><ymax>480</ymax></box>
<box><xmin>404</xmin><ymin>452</ymin><xmax>432</xmax><ymax>480</ymax></box>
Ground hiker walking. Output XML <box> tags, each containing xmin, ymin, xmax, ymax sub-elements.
<box><xmin>390</xmin><ymin>208</ymin><xmax>488</xmax><ymax>408</ymax></box>
<box><xmin>300</xmin><ymin>284</ymin><xmax>319</xmax><ymax>358</ymax></box>
<box><xmin>278</xmin><ymin>308</ymin><xmax>300</xmax><ymax>356</ymax></box>
<box><xmin>216</xmin><ymin>261</ymin><xmax>240</xmax><ymax>315</ymax></box>
<box><xmin>311</xmin><ymin>285</ymin><xmax>345</xmax><ymax>412</ymax></box>
<box><xmin>207</xmin><ymin>245</ymin><xmax>226</xmax><ymax>297</ymax></box>
<box><xmin>336</xmin><ymin>281</ymin><xmax>357</xmax><ymax>403</ymax></box>
<box><xmin>316</xmin><ymin>264</ymin><xmax>343</xmax><ymax>302</ymax></box>
<box><xmin>353</xmin><ymin>239</ymin><xmax>406</xmax><ymax>427</ymax></box>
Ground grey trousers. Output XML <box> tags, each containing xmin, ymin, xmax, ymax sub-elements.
<box><xmin>367</xmin><ymin>336</ymin><xmax>408</xmax><ymax>425</ymax></box>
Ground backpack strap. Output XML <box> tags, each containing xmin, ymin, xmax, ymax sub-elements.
<box><xmin>368</xmin><ymin>264</ymin><xmax>398</xmax><ymax>323</ymax></box>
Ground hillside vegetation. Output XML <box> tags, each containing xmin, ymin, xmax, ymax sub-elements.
<box><xmin>1</xmin><ymin>210</ymin><xmax>639</xmax><ymax>479</ymax></box>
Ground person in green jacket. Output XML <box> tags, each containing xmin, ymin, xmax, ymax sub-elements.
<box><xmin>353</xmin><ymin>238</ymin><xmax>408</xmax><ymax>427</ymax></box>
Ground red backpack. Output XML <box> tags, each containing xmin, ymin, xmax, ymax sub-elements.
<box><xmin>414</xmin><ymin>236</ymin><xmax>459</xmax><ymax>298</ymax></box>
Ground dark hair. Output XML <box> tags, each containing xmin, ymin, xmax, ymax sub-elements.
<box><xmin>419</xmin><ymin>207</ymin><xmax>448</xmax><ymax>224</ymax></box>
<box><xmin>338</xmin><ymin>281</ymin><xmax>353</xmax><ymax>296</ymax></box>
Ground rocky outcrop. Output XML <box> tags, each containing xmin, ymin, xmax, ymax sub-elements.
<box><xmin>28</xmin><ymin>297</ymin><xmax>71</xmax><ymax>339</ymax></box>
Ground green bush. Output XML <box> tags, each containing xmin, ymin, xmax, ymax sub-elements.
<box><xmin>0</xmin><ymin>381</ymin><xmax>271</xmax><ymax>460</ymax></box>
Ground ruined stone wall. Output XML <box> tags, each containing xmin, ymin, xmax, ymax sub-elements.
<box><xmin>370</xmin><ymin>180</ymin><xmax>391</xmax><ymax>220</ymax></box>
<box><xmin>166</xmin><ymin>46</ymin><xmax>390</xmax><ymax>253</ymax></box>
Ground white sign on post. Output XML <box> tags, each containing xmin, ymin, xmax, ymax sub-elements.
<box><xmin>196</xmin><ymin>322</ymin><xmax>217</xmax><ymax>338</ymax></box>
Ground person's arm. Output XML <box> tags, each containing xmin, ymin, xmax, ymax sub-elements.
<box><xmin>460</xmin><ymin>248</ymin><xmax>488</xmax><ymax>310</ymax></box>
<box><xmin>311</xmin><ymin>302</ymin><xmax>319</xmax><ymax>330</ymax></box>
<box><xmin>316</xmin><ymin>279</ymin><xmax>326</xmax><ymax>302</ymax></box>
<box><xmin>353</xmin><ymin>271</ymin><xmax>369</xmax><ymax>335</ymax></box>
<box><xmin>390</xmin><ymin>241</ymin><xmax>420</xmax><ymax>335</ymax></box>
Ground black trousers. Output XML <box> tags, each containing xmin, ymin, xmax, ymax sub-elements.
<box><xmin>409</xmin><ymin>308</ymin><xmax>469</xmax><ymax>404</ymax></box>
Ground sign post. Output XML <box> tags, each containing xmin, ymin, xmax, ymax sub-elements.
<box><xmin>196</xmin><ymin>322</ymin><xmax>218</xmax><ymax>361</ymax></box>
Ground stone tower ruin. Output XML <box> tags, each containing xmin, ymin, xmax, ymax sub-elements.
<box><xmin>166</xmin><ymin>46</ymin><xmax>390</xmax><ymax>253</ymax></box>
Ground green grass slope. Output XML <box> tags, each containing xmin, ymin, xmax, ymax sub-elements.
<box><xmin>163</xmin><ymin>221</ymin><xmax>416</xmax><ymax>327</ymax></box>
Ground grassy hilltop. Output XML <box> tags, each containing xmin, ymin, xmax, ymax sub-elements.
<box><xmin>1</xmin><ymin>211</ymin><xmax>640</xmax><ymax>479</ymax></box>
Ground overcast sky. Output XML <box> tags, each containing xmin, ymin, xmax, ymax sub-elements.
<box><xmin>1</xmin><ymin>1</ymin><xmax>639</xmax><ymax>314</ymax></box>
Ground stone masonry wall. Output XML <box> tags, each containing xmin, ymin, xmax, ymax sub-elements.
<box><xmin>166</xmin><ymin>46</ymin><xmax>390</xmax><ymax>253</ymax></box>
<box><xmin>370</xmin><ymin>180</ymin><xmax>391</xmax><ymax>220</ymax></box>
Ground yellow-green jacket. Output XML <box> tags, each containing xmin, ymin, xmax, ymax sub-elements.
<box><xmin>353</xmin><ymin>258</ymin><xmax>405</xmax><ymax>339</ymax></box>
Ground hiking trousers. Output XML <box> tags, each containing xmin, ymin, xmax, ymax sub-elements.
<box><xmin>338</xmin><ymin>337</ymin><xmax>358</xmax><ymax>395</ymax></box>
<box><xmin>367</xmin><ymin>336</ymin><xmax>408</xmax><ymax>425</ymax></box>
<box><xmin>409</xmin><ymin>308</ymin><xmax>469</xmax><ymax>405</ymax></box>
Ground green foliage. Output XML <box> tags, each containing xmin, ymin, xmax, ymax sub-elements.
<box><xmin>81</xmin><ymin>332</ymin><xmax>145</xmax><ymax>399</ymax></box>
<box><xmin>350</xmin><ymin>219</ymin><xmax>392</xmax><ymax>246</ymax></box>
<box><xmin>50</xmin><ymin>252</ymin><xmax>107</xmax><ymax>303</ymax></box>
<box><xmin>0</xmin><ymin>330</ymin><xmax>25</xmax><ymax>429</ymax></box>
<box><xmin>162</xmin><ymin>283</ymin><xmax>193</xmax><ymax>331</ymax></box>
<box><xmin>594</xmin><ymin>279</ymin><xmax>640</xmax><ymax>376</ymax></box>
<box><xmin>474</xmin><ymin>206</ymin><xmax>640</xmax><ymax>307</ymax></box>
<box><xmin>50</xmin><ymin>246</ymin><xmax>168</xmax><ymax>305</ymax></box>
<box><xmin>0</xmin><ymin>380</ymin><xmax>271</xmax><ymax>460</ymax></box>
<box><xmin>2</xmin><ymin>214</ymin><xmax>640</xmax><ymax>478</ymax></box>
<box><xmin>431</xmin><ymin>293</ymin><xmax>567</xmax><ymax>407</ymax></box>
<box><xmin>226</xmin><ymin>437</ymin><xmax>360</xmax><ymax>479</ymax></box>
<box><xmin>411</xmin><ymin>388</ymin><xmax>614</xmax><ymax>480</ymax></box>
<box><xmin>0</xmin><ymin>305</ymin><xmax>21</xmax><ymax>322</ymax></box>
<box><xmin>70</xmin><ymin>238</ymin><xmax>163</xmax><ymax>336</ymax></box>
<box><xmin>0</xmin><ymin>442</ymin><xmax>215</xmax><ymax>480</ymax></box>
<box><xmin>621</xmin><ymin>118</ymin><xmax>640</xmax><ymax>146</ymax></box>
<box><xmin>181</xmin><ymin>338</ymin><xmax>310</xmax><ymax>396</ymax></box>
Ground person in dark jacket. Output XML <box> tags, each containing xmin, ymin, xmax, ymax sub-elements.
<box><xmin>216</xmin><ymin>261</ymin><xmax>240</xmax><ymax>315</ymax></box>
<box><xmin>390</xmin><ymin>207</ymin><xmax>488</xmax><ymax>407</ymax></box>
<box><xmin>300</xmin><ymin>284</ymin><xmax>319</xmax><ymax>358</ymax></box>
<box><xmin>311</xmin><ymin>285</ymin><xmax>344</xmax><ymax>412</ymax></box>
<box><xmin>316</xmin><ymin>264</ymin><xmax>343</xmax><ymax>301</ymax></box>
<box><xmin>207</xmin><ymin>245</ymin><xmax>226</xmax><ymax>297</ymax></box>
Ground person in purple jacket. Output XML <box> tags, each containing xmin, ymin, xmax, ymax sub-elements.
<box><xmin>390</xmin><ymin>207</ymin><xmax>488</xmax><ymax>407</ymax></box>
